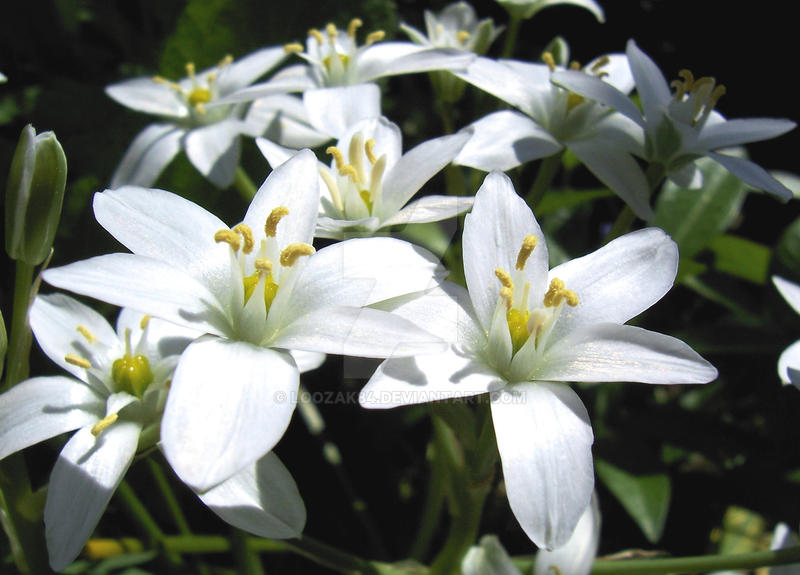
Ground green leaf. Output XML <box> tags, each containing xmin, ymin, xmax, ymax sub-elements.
<box><xmin>595</xmin><ymin>458</ymin><xmax>671</xmax><ymax>543</ymax></box>
<box><xmin>536</xmin><ymin>188</ymin><xmax>613</xmax><ymax>217</ymax></box>
<box><xmin>652</xmin><ymin>154</ymin><xmax>747</xmax><ymax>259</ymax></box>
<box><xmin>708</xmin><ymin>234</ymin><xmax>771</xmax><ymax>284</ymax></box>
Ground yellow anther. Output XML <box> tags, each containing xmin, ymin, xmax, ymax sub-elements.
<box><xmin>339</xmin><ymin>164</ymin><xmax>360</xmax><ymax>182</ymax></box>
<box><xmin>65</xmin><ymin>353</ymin><xmax>92</xmax><ymax>369</ymax></box>
<box><xmin>205</xmin><ymin>71</ymin><xmax>217</xmax><ymax>85</ymax></box>
<box><xmin>254</xmin><ymin>258</ymin><xmax>273</xmax><ymax>273</ymax></box>
<box><xmin>457</xmin><ymin>30</ymin><xmax>471</xmax><ymax>44</ymax></box>
<box><xmin>543</xmin><ymin>277</ymin><xmax>579</xmax><ymax>307</ymax></box>
<box><xmin>214</xmin><ymin>229</ymin><xmax>241</xmax><ymax>252</ymax></box>
<box><xmin>265</xmin><ymin>206</ymin><xmax>290</xmax><ymax>237</ymax></box>
<box><xmin>690</xmin><ymin>76</ymin><xmax>714</xmax><ymax>94</ymax></box>
<box><xmin>233</xmin><ymin>223</ymin><xmax>255</xmax><ymax>254</ymax></box>
<box><xmin>569</xmin><ymin>60</ymin><xmax>581</xmax><ymax>71</ymax></box>
<box><xmin>365</xmin><ymin>139</ymin><xmax>378</xmax><ymax>164</ymax></box>
<box><xmin>365</xmin><ymin>30</ymin><xmax>385</xmax><ymax>45</ymax></box>
<box><xmin>139</xmin><ymin>315</ymin><xmax>151</xmax><ymax>330</ymax></box>
<box><xmin>678</xmin><ymin>69</ymin><xmax>694</xmax><ymax>87</ymax></box>
<box><xmin>326</xmin><ymin>146</ymin><xmax>346</xmax><ymax>171</ymax></box>
<box><xmin>495</xmin><ymin>268</ymin><xmax>514</xmax><ymax>310</ymax></box>
<box><xmin>309</xmin><ymin>28</ymin><xmax>325</xmax><ymax>44</ymax></box>
<box><xmin>590</xmin><ymin>55</ymin><xmax>610</xmax><ymax>72</ymax></box>
<box><xmin>152</xmin><ymin>76</ymin><xmax>181</xmax><ymax>91</ymax></box>
<box><xmin>218</xmin><ymin>54</ymin><xmax>234</xmax><ymax>68</ymax></box>
<box><xmin>84</xmin><ymin>538</ymin><xmax>144</xmax><ymax>559</ymax></box>
<box><xmin>348</xmin><ymin>18</ymin><xmax>363</xmax><ymax>37</ymax></box>
<box><xmin>542</xmin><ymin>52</ymin><xmax>556</xmax><ymax>72</ymax></box>
<box><xmin>91</xmin><ymin>413</ymin><xmax>119</xmax><ymax>437</ymax></box>
<box><xmin>326</xmin><ymin>23</ymin><xmax>339</xmax><ymax>40</ymax></box>
<box><xmin>711</xmin><ymin>84</ymin><xmax>726</xmax><ymax>106</ymax></box>
<box><xmin>284</xmin><ymin>43</ymin><xmax>305</xmax><ymax>53</ymax></box>
<box><xmin>515</xmin><ymin>235</ymin><xmax>538</xmax><ymax>270</ymax></box>
<box><xmin>280</xmin><ymin>243</ymin><xmax>315</xmax><ymax>267</ymax></box>
<box><xmin>77</xmin><ymin>325</ymin><xmax>97</xmax><ymax>344</ymax></box>
<box><xmin>185</xmin><ymin>62</ymin><xmax>196</xmax><ymax>79</ymax></box>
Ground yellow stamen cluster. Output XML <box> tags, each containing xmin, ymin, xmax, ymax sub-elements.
<box><xmin>543</xmin><ymin>278</ymin><xmax>579</xmax><ymax>308</ymax></box>
<box><xmin>91</xmin><ymin>413</ymin><xmax>119</xmax><ymax>437</ymax></box>
<box><xmin>670</xmin><ymin>69</ymin><xmax>726</xmax><ymax>120</ymax></box>
<box><xmin>280</xmin><ymin>243</ymin><xmax>315</xmax><ymax>267</ymax></box>
<box><xmin>215</xmin><ymin>223</ymin><xmax>256</xmax><ymax>253</ymax></box>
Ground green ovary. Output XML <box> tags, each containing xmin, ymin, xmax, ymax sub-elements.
<box><xmin>112</xmin><ymin>354</ymin><xmax>154</xmax><ymax>398</ymax></box>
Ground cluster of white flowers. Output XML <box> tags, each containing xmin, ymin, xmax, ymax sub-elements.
<box><xmin>0</xmin><ymin>1</ymin><xmax>796</xmax><ymax>573</ymax></box>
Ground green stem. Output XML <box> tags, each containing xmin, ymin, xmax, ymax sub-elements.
<box><xmin>526</xmin><ymin>152</ymin><xmax>563</xmax><ymax>210</ymax></box>
<box><xmin>282</xmin><ymin>536</ymin><xmax>379</xmax><ymax>575</ymax></box>
<box><xmin>234</xmin><ymin>166</ymin><xmax>258</xmax><ymax>202</ymax></box>
<box><xmin>409</xmin><ymin>442</ymin><xmax>446</xmax><ymax>560</ymax></box>
<box><xmin>116</xmin><ymin>480</ymin><xmax>183</xmax><ymax>567</ymax></box>
<box><xmin>3</xmin><ymin>260</ymin><xmax>35</xmax><ymax>390</ymax></box>
<box><xmin>501</xmin><ymin>15</ymin><xmax>521</xmax><ymax>59</ymax></box>
<box><xmin>146</xmin><ymin>458</ymin><xmax>191</xmax><ymax>535</ymax></box>
<box><xmin>231</xmin><ymin>529</ymin><xmax>265</xmax><ymax>575</ymax></box>
<box><xmin>603</xmin><ymin>164</ymin><xmax>666</xmax><ymax>243</ymax></box>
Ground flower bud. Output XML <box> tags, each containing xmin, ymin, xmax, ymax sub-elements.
<box><xmin>5</xmin><ymin>125</ymin><xmax>67</xmax><ymax>264</ymax></box>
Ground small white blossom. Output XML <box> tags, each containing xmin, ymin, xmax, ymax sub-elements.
<box><xmin>773</xmin><ymin>276</ymin><xmax>800</xmax><ymax>388</ymax></box>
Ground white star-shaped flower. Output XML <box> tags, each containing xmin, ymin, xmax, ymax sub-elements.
<box><xmin>773</xmin><ymin>276</ymin><xmax>800</xmax><ymax>388</ymax></box>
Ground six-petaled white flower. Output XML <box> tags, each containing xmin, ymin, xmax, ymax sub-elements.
<box><xmin>360</xmin><ymin>171</ymin><xmax>717</xmax><ymax>548</ymax></box>
<box><xmin>773</xmin><ymin>276</ymin><xmax>800</xmax><ymax>388</ymax></box>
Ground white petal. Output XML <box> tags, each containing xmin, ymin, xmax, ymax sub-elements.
<box><xmin>217</xmin><ymin>46</ymin><xmax>288</xmax><ymax>95</ymax></box>
<box><xmin>105</xmin><ymin>78</ymin><xmax>187</xmax><ymax>118</ymax></box>
<box><xmin>212</xmin><ymin>65</ymin><xmax>316</xmax><ymax>105</ymax></box>
<box><xmin>491</xmin><ymin>382</ymin><xmax>594</xmax><ymax>549</ymax></box>
<box><xmin>625</xmin><ymin>40</ymin><xmax>671</xmax><ymax>123</ymax></box>
<box><xmin>669</xmin><ymin>162</ymin><xmax>703</xmax><ymax>189</ymax></box>
<box><xmin>248</xmin><ymin>95</ymin><xmax>330</xmax><ymax>149</ymax></box>
<box><xmin>45</xmin><ymin>421</ymin><xmax>141</xmax><ymax>570</ymax></box>
<box><xmin>462</xmin><ymin>535</ymin><xmax>522</xmax><ymax>575</ymax></box>
<box><xmin>116</xmin><ymin>309</ymin><xmax>200</xmax><ymax>363</ymax></box>
<box><xmin>778</xmin><ymin>340</ymin><xmax>800</xmax><ymax>387</ymax></box>
<box><xmin>356</xmin><ymin>43</ymin><xmax>474</xmax><ymax>83</ymax></box>
<box><xmin>255</xmin><ymin>136</ymin><xmax>299</xmax><ymax>169</ymax></box>
<box><xmin>289</xmin><ymin>350</ymin><xmax>326</xmax><ymax>373</ymax></box>
<box><xmin>30</xmin><ymin>293</ymin><xmax>120</xmax><ymax>381</ymax></box>
<box><xmin>463</xmin><ymin>172</ymin><xmax>548</xmax><ymax>331</ymax></box>
<box><xmin>696</xmin><ymin>118</ymin><xmax>796</xmax><ymax>151</ymax></box>
<box><xmin>537</xmin><ymin>323</ymin><xmax>718</xmax><ymax>384</ymax></box>
<box><xmin>456</xmin><ymin>57</ymin><xmax>541</xmax><ymax>116</ymax></box>
<box><xmin>381</xmin><ymin>131</ymin><xmax>471</xmax><ymax>217</ymax></box>
<box><xmin>0</xmin><ymin>376</ymin><xmax>104</xmax><ymax>461</ymax></box>
<box><xmin>273</xmin><ymin>306</ymin><xmax>444</xmax><ymax>359</ymax></box>
<box><xmin>568</xmin><ymin>138</ymin><xmax>652</xmax><ymax>219</ymax></box>
<box><xmin>303</xmin><ymin>84</ymin><xmax>381</xmax><ymax>139</ymax></box>
<box><xmin>198</xmin><ymin>451</ymin><xmax>305</xmax><ymax>539</ymax></box>
<box><xmin>547</xmin><ymin>228</ymin><xmax>677</xmax><ymax>341</ymax></box>
<box><xmin>381</xmin><ymin>195</ymin><xmax>474</xmax><ymax>227</ymax></box>
<box><xmin>161</xmin><ymin>339</ymin><xmax>298</xmax><ymax>491</ymax></box>
<box><xmin>184</xmin><ymin>120</ymin><xmax>245</xmax><ymax>188</ymax></box>
<box><xmin>533</xmin><ymin>495</ymin><xmax>600</xmax><ymax>575</ymax></box>
<box><xmin>708</xmin><ymin>152</ymin><xmax>793</xmax><ymax>201</ymax></box>
<box><xmin>110</xmin><ymin>123</ymin><xmax>184</xmax><ymax>189</ymax></box>
<box><xmin>93</xmin><ymin>186</ymin><xmax>233</xmax><ymax>303</ymax></box>
<box><xmin>550</xmin><ymin>70</ymin><xmax>643</xmax><ymax>126</ymax></box>
<box><xmin>43</xmin><ymin>254</ymin><xmax>230</xmax><ymax>336</ymax></box>
<box><xmin>774</xmin><ymin>276</ymin><xmax>800</xmax><ymax>315</ymax></box>
<box><xmin>243</xmin><ymin>149</ymin><xmax>320</xmax><ymax>247</ymax></box>
<box><xmin>338</xmin><ymin>116</ymin><xmax>403</xmax><ymax>172</ymax></box>
<box><xmin>455</xmin><ymin>111</ymin><xmax>562</xmax><ymax>171</ymax></box>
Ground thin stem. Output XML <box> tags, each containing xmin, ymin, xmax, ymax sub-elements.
<box><xmin>231</xmin><ymin>528</ymin><xmax>265</xmax><ymax>575</ymax></box>
<box><xmin>234</xmin><ymin>166</ymin><xmax>258</xmax><ymax>202</ymax></box>
<box><xmin>526</xmin><ymin>152</ymin><xmax>564</xmax><ymax>210</ymax></box>
<box><xmin>146</xmin><ymin>458</ymin><xmax>191</xmax><ymax>535</ymax></box>
<box><xmin>501</xmin><ymin>15</ymin><xmax>521</xmax><ymax>59</ymax></box>
<box><xmin>116</xmin><ymin>479</ymin><xmax>183</xmax><ymax>567</ymax></box>
<box><xmin>3</xmin><ymin>260</ymin><xmax>35</xmax><ymax>390</ymax></box>
<box><xmin>409</xmin><ymin>442</ymin><xmax>446</xmax><ymax>560</ymax></box>
<box><xmin>603</xmin><ymin>164</ymin><xmax>666</xmax><ymax>243</ymax></box>
<box><xmin>282</xmin><ymin>536</ymin><xmax>380</xmax><ymax>575</ymax></box>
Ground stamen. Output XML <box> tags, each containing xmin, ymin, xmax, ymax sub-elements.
<box><xmin>349</xmin><ymin>132</ymin><xmax>366</xmax><ymax>183</ymax></box>
<box><xmin>365</xmin><ymin>30</ymin><xmax>385</xmax><ymax>45</ymax></box>
<box><xmin>326</xmin><ymin>23</ymin><xmax>339</xmax><ymax>41</ymax></box>
<box><xmin>348</xmin><ymin>18</ymin><xmax>363</xmax><ymax>37</ymax></box>
<box><xmin>326</xmin><ymin>146</ymin><xmax>346</xmax><ymax>171</ymax></box>
<box><xmin>65</xmin><ymin>353</ymin><xmax>92</xmax><ymax>369</ymax></box>
<box><xmin>152</xmin><ymin>76</ymin><xmax>181</xmax><ymax>91</ymax></box>
<box><xmin>77</xmin><ymin>325</ymin><xmax>97</xmax><ymax>344</ymax></box>
<box><xmin>515</xmin><ymin>235</ymin><xmax>538</xmax><ymax>270</ymax></box>
<box><xmin>139</xmin><ymin>315</ymin><xmax>151</xmax><ymax>330</ymax></box>
<box><xmin>284</xmin><ymin>43</ymin><xmax>305</xmax><ymax>53</ymax></box>
<box><xmin>185</xmin><ymin>62</ymin><xmax>196</xmax><ymax>79</ymax></box>
<box><xmin>710</xmin><ymin>84</ymin><xmax>726</xmax><ymax>106</ymax></box>
<box><xmin>495</xmin><ymin>268</ymin><xmax>514</xmax><ymax>310</ymax></box>
<box><xmin>309</xmin><ymin>28</ymin><xmax>325</xmax><ymax>44</ymax></box>
<box><xmin>280</xmin><ymin>243</ymin><xmax>315</xmax><ymax>267</ymax></box>
<box><xmin>590</xmin><ymin>56</ymin><xmax>610</xmax><ymax>72</ymax></box>
<box><xmin>265</xmin><ymin>206</ymin><xmax>290</xmax><ymax>237</ymax></box>
<box><xmin>369</xmin><ymin>154</ymin><xmax>387</xmax><ymax>199</ymax></box>
<box><xmin>254</xmin><ymin>258</ymin><xmax>273</xmax><ymax>273</ymax></box>
<box><xmin>233</xmin><ymin>223</ymin><xmax>255</xmax><ymax>254</ymax></box>
<box><xmin>542</xmin><ymin>52</ymin><xmax>556</xmax><ymax>72</ymax></box>
<box><xmin>339</xmin><ymin>164</ymin><xmax>360</xmax><ymax>183</ymax></box>
<box><xmin>543</xmin><ymin>278</ymin><xmax>579</xmax><ymax>307</ymax></box>
<box><xmin>91</xmin><ymin>413</ymin><xmax>119</xmax><ymax>437</ymax></box>
<box><xmin>365</xmin><ymin>139</ymin><xmax>378</xmax><ymax>164</ymax></box>
<box><xmin>457</xmin><ymin>30</ymin><xmax>470</xmax><ymax>44</ymax></box>
<box><xmin>569</xmin><ymin>60</ymin><xmax>581</xmax><ymax>71</ymax></box>
<box><xmin>214</xmin><ymin>229</ymin><xmax>241</xmax><ymax>252</ymax></box>
<box><xmin>218</xmin><ymin>54</ymin><xmax>234</xmax><ymax>68</ymax></box>
<box><xmin>319</xmin><ymin>167</ymin><xmax>344</xmax><ymax>212</ymax></box>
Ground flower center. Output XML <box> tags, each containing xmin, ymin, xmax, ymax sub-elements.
<box><xmin>152</xmin><ymin>56</ymin><xmax>233</xmax><ymax>121</ymax></box>
<box><xmin>543</xmin><ymin>52</ymin><xmax>611</xmax><ymax>112</ymax></box>
<box><xmin>323</xmin><ymin>132</ymin><xmax>387</xmax><ymax>219</ymax></box>
<box><xmin>669</xmin><ymin>68</ymin><xmax>726</xmax><ymax>127</ymax></box>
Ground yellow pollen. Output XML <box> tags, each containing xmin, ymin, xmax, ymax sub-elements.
<box><xmin>690</xmin><ymin>76</ymin><xmax>714</xmax><ymax>94</ymax></box>
<box><xmin>590</xmin><ymin>55</ymin><xmax>610</xmax><ymax>72</ymax></box>
<box><xmin>254</xmin><ymin>258</ymin><xmax>273</xmax><ymax>273</ymax></box>
<box><xmin>365</xmin><ymin>139</ymin><xmax>378</xmax><ymax>164</ymax></box>
<box><xmin>348</xmin><ymin>18</ymin><xmax>363</xmax><ymax>37</ymax></box>
<box><xmin>309</xmin><ymin>28</ymin><xmax>324</xmax><ymax>44</ymax></box>
<box><xmin>365</xmin><ymin>30</ymin><xmax>385</xmax><ymax>45</ymax></box>
<box><xmin>233</xmin><ymin>223</ymin><xmax>255</xmax><ymax>254</ymax></box>
<box><xmin>152</xmin><ymin>76</ymin><xmax>181</xmax><ymax>91</ymax></box>
<box><xmin>284</xmin><ymin>43</ymin><xmax>305</xmax><ymax>54</ymax></box>
<box><xmin>326</xmin><ymin>23</ymin><xmax>339</xmax><ymax>40</ymax></box>
<box><xmin>77</xmin><ymin>325</ymin><xmax>97</xmax><ymax>344</ymax></box>
<box><xmin>542</xmin><ymin>52</ymin><xmax>556</xmax><ymax>72</ymax></box>
<box><xmin>495</xmin><ymin>268</ymin><xmax>514</xmax><ymax>310</ymax></box>
<box><xmin>65</xmin><ymin>353</ymin><xmax>91</xmax><ymax>369</ymax></box>
<box><xmin>711</xmin><ymin>84</ymin><xmax>726</xmax><ymax>107</ymax></box>
<box><xmin>515</xmin><ymin>235</ymin><xmax>538</xmax><ymax>270</ymax></box>
<box><xmin>214</xmin><ymin>229</ymin><xmax>241</xmax><ymax>252</ymax></box>
<box><xmin>457</xmin><ymin>30</ymin><xmax>470</xmax><ymax>44</ymax></box>
<box><xmin>280</xmin><ymin>243</ymin><xmax>315</xmax><ymax>267</ymax></box>
<box><xmin>326</xmin><ymin>146</ymin><xmax>346</xmax><ymax>171</ymax></box>
<box><xmin>543</xmin><ymin>277</ymin><xmax>579</xmax><ymax>308</ymax></box>
<box><xmin>91</xmin><ymin>413</ymin><xmax>118</xmax><ymax>437</ymax></box>
<box><xmin>569</xmin><ymin>60</ymin><xmax>581</xmax><ymax>71</ymax></box>
<box><xmin>265</xmin><ymin>206</ymin><xmax>290</xmax><ymax>237</ymax></box>
<box><xmin>139</xmin><ymin>315</ymin><xmax>151</xmax><ymax>330</ymax></box>
<box><xmin>218</xmin><ymin>54</ymin><xmax>234</xmax><ymax>68</ymax></box>
<box><xmin>185</xmin><ymin>62</ymin><xmax>196</xmax><ymax>79</ymax></box>
<box><xmin>339</xmin><ymin>164</ymin><xmax>360</xmax><ymax>182</ymax></box>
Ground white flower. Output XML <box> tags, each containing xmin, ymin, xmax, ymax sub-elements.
<box><xmin>773</xmin><ymin>276</ymin><xmax>800</xmax><ymax>388</ymax></box>
<box><xmin>44</xmin><ymin>150</ymin><xmax>446</xmax><ymax>491</ymax></box>
<box><xmin>551</xmin><ymin>40</ymin><xmax>795</xmax><ymax>198</ymax></box>
<box><xmin>455</xmin><ymin>51</ymin><xmax>653</xmax><ymax>218</ymax></box>
<box><xmin>497</xmin><ymin>0</ymin><xmax>604</xmax><ymax>22</ymax></box>
<box><xmin>257</xmin><ymin>116</ymin><xmax>473</xmax><ymax>239</ymax></box>
<box><xmin>106</xmin><ymin>47</ymin><xmax>288</xmax><ymax>188</ymax></box>
<box><xmin>0</xmin><ymin>72</ymin><xmax>6</xmax><ymax>83</ymax></box>
<box><xmin>360</xmin><ymin>171</ymin><xmax>717</xmax><ymax>548</ymax></box>
<box><xmin>216</xmin><ymin>19</ymin><xmax>474</xmax><ymax>139</ymax></box>
<box><xmin>462</xmin><ymin>535</ymin><xmax>523</xmax><ymax>575</ymax></box>
<box><xmin>401</xmin><ymin>2</ymin><xmax>502</xmax><ymax>54</ymax></box>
